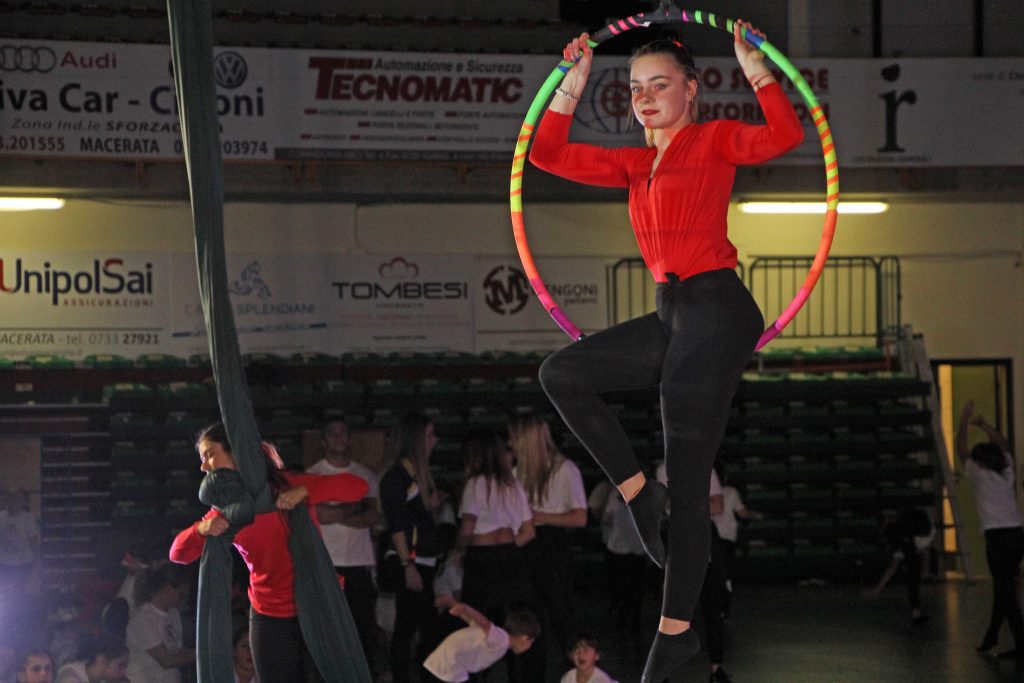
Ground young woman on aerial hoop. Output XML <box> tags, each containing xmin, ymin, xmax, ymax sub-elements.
<box><xmin>530</xmin><ymin>20</ymin><xmax>804</xmax><ymax>682</ymax></box>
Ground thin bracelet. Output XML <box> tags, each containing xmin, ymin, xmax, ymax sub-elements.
<box><xmin>555</xmin><ymin>87</ymin><xmax>580</xmax><ymax>101</ymax></box>
<box><xmin>749</xmin><ymin>74</ymin><xmax>773</xmax><ymax>92</ymax></box>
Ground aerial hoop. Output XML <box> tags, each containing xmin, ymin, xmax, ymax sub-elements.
<box><xmin>509</xmin><ymin>3</ymin><xmax>838</xmax><ymax>349</ymax></box>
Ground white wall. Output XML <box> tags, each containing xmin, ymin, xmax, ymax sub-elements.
<box><xmin>3</xmin><ymin>198</ymin><xmax>1022</xmax><ymax>453</ymax></box>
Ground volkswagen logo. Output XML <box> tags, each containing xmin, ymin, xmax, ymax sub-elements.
<box><xmin>0</xmin><ymin>45</ymin><xmax>57</xmax><ymax>73</ymax></box>
<box><xmin>214</xmin><ymin>51</ymin><xmax>248</xmax><ymax>89</ymax></box>
<box><xmin>483</xmin><ymin>265</ymin><xmax>530</xmax><ymax>315</ymax></box>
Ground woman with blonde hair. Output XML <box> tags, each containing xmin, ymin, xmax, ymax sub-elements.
<box><xmin>509</xmin><ymin>414</ymin><xmax>587</xmax><ymax>681</ymax></box>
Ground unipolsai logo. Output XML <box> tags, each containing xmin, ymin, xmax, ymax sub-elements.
<box><xmin>573</xmin><ymin>66</ymin><xmax>635</xmax><ymax>135</ymax></box>
<box><xmin>483</xmin><ymin>264</ymin><xmax>530</xmax><ymax>315</ymax></box>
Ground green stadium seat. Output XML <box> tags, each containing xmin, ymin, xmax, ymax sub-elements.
<box><xmin>419</xmin><ymin>378</ymin><xmax>464</xmax><ymax>399</ymax></box>
<box><xmin>165</xmin><ymin>411</ymin><xmax>209</xmax><ymax>431</ymax></box>
<box><xmin>243</xmin><ymin>352</ymin><xmax>287</xmax><ymax>365</ymax></box>
<box><xmin>320</xmin><ymin>380</ymin><xmax>365</xmax><ymax>397</ymax></box>
<box><xmin>744</xmin><ymin>540</ymin><xmax>789</xmax><ymax>558</ymax></box>
<box><xmin>340</xmin><ymin>352</ymin><xmax>387</xmax><ymax>366</ymax></box>
<box><xmin>744</xmin><ymin>518</ymin><xmax>789</xmax><ymax>533</ymax></box>
<box><xmin>271</xmin><ymin>382</ymin><xmax>316</xmax><ymax>397</ymax></box>
<box><xmin>267</xmin><ymin>409</ymin><xmax>315</xmax><ymax>430</ymax></box>
<box><xmin>790</xmin><ymin>512</ymin><xmax>834</xmax><ymax>532</ymax></box>
<box><xmin>289</xmin><ymin>352</ymin><xmax>338</xmax><ymax>366</ymax></box>
<box><xmin>789</xmin><ymin>483</ymin><xmax>832</xmax><ymax>501</ymax></box>
<box><xmin>134</xmin><ymin>353</ymin><xmax>187</xmax><ymax>368</ymax></box>
<box><xmin>188</xmin><ymin>353</ymin><xmax>212</xmax><ymax>367</ymax></box>
<box><xmin>369</xmin><ymin>379</ymin><xmax>416</xmax><ymax>395</ymax></box>
<box><xmin>465</xmin><ymin>378</ymin><xmax>509</xmax><ymax>393</ymax></box>
<box><xmin>103</xmin><ymin>383</ymin><xmax>155</xmax><ymax>401</ymax></box>
<box><xmin>792</xmin><ymin>539</ymin><xmax>835</xmax><ymax>557</ymax></box>
<box><xmin>157</xmin><ymin>382</ymin><xmax>208</xmax><ymax>399</ymax></box>
<box><xmin>743</xmin><ymin>483</ymin><xmax>788</xmax><ymax>502</ymax></box>
<box><xmin>24</xmin><ymin>354</ymin><xmax>75</xmax><ymax>369</ymax></box>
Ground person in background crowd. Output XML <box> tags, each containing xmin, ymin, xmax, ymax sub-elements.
<box><xmin>169</xmin><ymin>423</ymin><xmax>369</xmax><ymax>683</ymax></box>
<box><xmin>531</xmin><ymin>19</ymin><xmax>804</xmax><ymax>682</ymax></box>
<box><xmin>0</xmin><ymin>489</ymin><xmax>40</xmax><ymax>597</ymax></box>
<box><xmin>599</xmin><ymin>483</ymin><xmax>648</xmax><ymax>632</ymax></box>
<box><xmin>421</xmin><ymin>596</ymin><xmax>539</xmax><ymax>683</ymax></box>
<box><xmin>863</xmin><ymin>506</ymin><xmax>934</xmax><ymax>625</ymax></box>
<box><xmin>379</xmin><ymin>414</ymin><xmax>445</xmax><ymax>683</ymax></box>
<box><xmin>1</xmin><ymin>641</ymin><xmax>18</xmax><ymax>683</ymax></box>
<box><xmin>309</xmin><ymin>417</ymin><xmax>387</xmax><ymax>680</ymax></box>
<box><xmin>509</xmin><ymin>414</ymin><xmax>587</xmax><ymax>681</ymax></box>
<box><xmin>125</xmin><ymin>564</ymin><xmax>194</xmax><ymax>683</ymax></box>
<box><xmin>958</xmin><ymin>401</ymin><xmax>1024</xmax><ymax>659</ymax></box>
<box><xmin>711</xmin><ymin>461</ymin><xmax>763</xmax><ymax>619</ymax></box>
<box><xmin>231</xmin><ymin>626</ymin><xmax>255</xmax><ymax>683</ymax></box>
<box><xmin>15</xmin><ymin>650</ymin><xmax>53</xmax><ymax>683</ymax></box>
<box><xmin>54</xmin><ymin>633</ymin><xmax>129</xmax><ymax>683</ymax></box>
<box><xmin>453</xmin><ymin>428</ymin><xmax>535</xmax><ymax>682</ymax></box>
<box><xmin>560</xmin><ymin>632</ymin><xmax>618</xmax><ymax>683</ymax></box>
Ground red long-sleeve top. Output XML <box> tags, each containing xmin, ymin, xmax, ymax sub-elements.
<box><xmin>529</xmin><ymin>82</ymin><xmax>804</xmax><ymax>283</ymax></box>
<box><xmin>169</xmin><ymin>471</ymin><xmax>369</xmax><ymax>618</ymax></box>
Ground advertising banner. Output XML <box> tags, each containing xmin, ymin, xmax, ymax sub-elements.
<box><xmin>168</xmin><ymin>252</ymin><xmax>334</xmax><ymax>358</ymax></box>
<box><xmin>0</xmin><ymin>251</ymin><xmax>169</xmax><ymax>360</ymax></box>
<box><xmin>0</xmin><ymin>249</ymin><xmax>621</xmax><ymax>359</ymax></box>
<box><xmin>1</xmin><ymin>40</ymin><xmax>1021</xmax><ymax>167</ymax></box>
<box><xmin>322</xmin><ymin>253</ymin><xmax>476</xmax><ymax>353</ymax></box>
<box><xmin>474</xmin><ymin>256</ymin><xmax>609</xmax><ymax>353</ymax></box>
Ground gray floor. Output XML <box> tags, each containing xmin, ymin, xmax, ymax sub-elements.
<box><xmin>580</xmin><ymin>580</ymin><xmax>1024</xmax><ymax>683</ymax></box>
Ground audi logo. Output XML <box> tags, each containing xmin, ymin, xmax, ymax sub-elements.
<box><xmin>0</xmin><ymin>45</ymin><xmax>57</xmax><ymax>73</ymax></box>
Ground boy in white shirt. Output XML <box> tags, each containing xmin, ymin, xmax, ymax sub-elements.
<box><xmin>560</xmin><ymin>632</ymin><xmax>618</xmax><ymax>683</ymax></box>
<box><xmin>422</xmin><ymin>596</ymin><xmax>539</xmax><ymax>683</ymax></box>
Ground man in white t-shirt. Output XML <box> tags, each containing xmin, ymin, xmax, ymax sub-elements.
<box><xmin>422</xmin><ymin>595</ymin><xmax>538</xmax><ymax>683</ymax></box>
<box><xmin>308</xmin><ymin>417</ymin><xmax>384</xmax><ymax>677</ymax></box>
<box><xmin>0</xmin><ymin>489</ymin><xmax>39</xmax><ymax>595</ymax></box>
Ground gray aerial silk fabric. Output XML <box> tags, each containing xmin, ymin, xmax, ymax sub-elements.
<box><xmin>165</xmin><ymin>2</ymin><xmax>371</xmax><ymax>680</ymax></box>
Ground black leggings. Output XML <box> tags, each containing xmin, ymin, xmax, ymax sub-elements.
<box><xmin>249</xmin><ymin>608</ymin><xmax>323</xmax><ymax>683</ymax></box>
<box><xmin>983</xmin><ymin>526</ymin><xmax>1024</xmax><ymax>647</ymax></box>
<box><xmin>390</xmin><ymin>564</ymin><xmax>441</xmax><ymax>683</ymax></box>
<box><xmin>540</xmin><ymin>268</ymin><xmax>763</xmax><ymax>620</ymax></box>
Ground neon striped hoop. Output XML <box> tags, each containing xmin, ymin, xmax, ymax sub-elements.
<box><xmin>509</xmin><ymin>5</ymin><xmax>838</xmax><ymax>349</ymax></box>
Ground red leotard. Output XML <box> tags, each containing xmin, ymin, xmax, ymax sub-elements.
<box><xmin>169</xmin><ymin>471</ymin><xmax>368</xmax><ymax>618</ymax></box>
<box><xmin>529</xmin><ymin>82</ymin><xmax>804</xmax><ymax>283</ymax></box>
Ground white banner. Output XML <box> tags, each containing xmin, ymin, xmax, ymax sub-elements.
<box><xmin>168</xmin><ymin>252</ymin><xmax>333</xmax><ymax>357</ymax></box>
<box><xmin>474</xmin><ymin>257</ymin><xmax>609</xmax><ymax>353</ymax></box>
<box><xmin>1</xmin><ymin>40</ymin><xmax>1021</xmax><ymax>167</ymax></box>
<box><xmin>322</xmin><ymin>254</ymin><xmax>476</xmax><ymax>353</ymax></box>
<box><xmin>0</xmin><ymin>249</ymin><xmax>621</xmax><ymax>359</ymax></box>
<box><xmin>0</xmin><ymin>251</ymin><xmax>169</xmax><ymax>359</ymax></box>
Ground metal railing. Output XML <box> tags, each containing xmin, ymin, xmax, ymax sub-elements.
<box><xmin>608</xmin><ymin>256</ymin><xmax>900</xmax><ymax>346</ymax></box>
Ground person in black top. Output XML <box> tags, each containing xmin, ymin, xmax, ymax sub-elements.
<box><xmin>380</xmin><ymin>413</ymin><xmax>444</xmax><ymax>683</ymax></box>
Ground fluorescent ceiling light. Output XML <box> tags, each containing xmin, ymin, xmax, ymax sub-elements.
<box><xmin>738</xmin><ymin>201</ymin><xmax>889</xmax><ymax>215</ymax></box>
<box><xmin>0</xmin><ymin>197</ymin><xmax>66</xmax><ymax>211</ymax></box>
